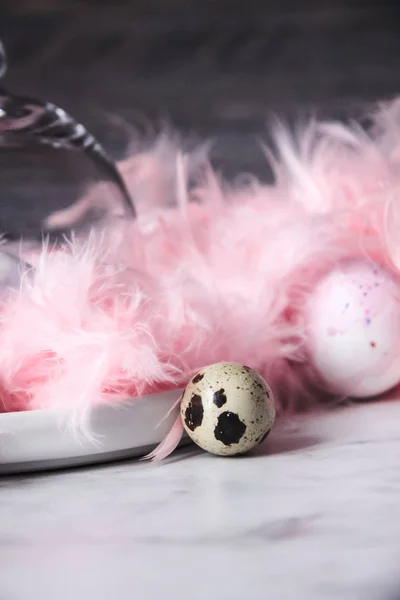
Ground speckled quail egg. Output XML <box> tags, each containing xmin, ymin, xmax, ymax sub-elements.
<box><xmin>180</xmin><ymin>362</ymin><xmax>275</xmax><ymax>456</ymax></box>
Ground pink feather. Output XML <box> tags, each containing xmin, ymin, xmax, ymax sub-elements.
<box><xmin>144</xmin><ymin>415</ymin><xmax>184</xmax><ymax>462</ymax></box>
<box><xmin>0</xmin><ymin>101</ymin><xmax>400</xmax><ymax>442</ymax></box>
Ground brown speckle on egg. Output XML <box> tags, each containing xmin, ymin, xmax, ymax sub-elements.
<box><xmin>213</xmin><ymin>388</ymin><xmax>227</xmax><ymax>408</ymax></box>
<box><xmin>214</xmin><ymin>411</ymin><xmax>247</xmax><ymax>446</ymax></box>
<box><xmin>184</xmin><ymin>394</ymin><xmax>204</xmax><ymax>431</ymax></box>
<box><xmin>258</xmin><ymin>429</ymin><xmax>271</xmax><ymax>444</ymax></box>
<box><xmin>192</xmin><ymin>372</ymin><xmax>204</xmax><ymax>384</ymax></box>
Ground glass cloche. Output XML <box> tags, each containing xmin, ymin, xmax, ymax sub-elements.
<box><xmin>0</xmin><ymin>40</ymin><xmax>135</xmax><ymax>242</ymax></box>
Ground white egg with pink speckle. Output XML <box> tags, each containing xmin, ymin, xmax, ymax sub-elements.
<box><xmin>306</xmin><ymin>259</ymin><xmax>400</xmax><ymax>398</ymax></box>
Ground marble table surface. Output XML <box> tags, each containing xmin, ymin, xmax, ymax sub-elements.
<box><xmin>2</xmin><ymin>399</ymin><xmax>400</xmax><ymax>600</ymax></box>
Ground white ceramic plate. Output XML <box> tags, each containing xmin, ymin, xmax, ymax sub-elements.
<box><xmin>0</xmin><ymin>389</ymin><xmax>186</xmax><ymax>474</ymax></box>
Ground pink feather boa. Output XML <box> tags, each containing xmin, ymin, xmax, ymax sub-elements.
<box><xmin>1</xmin><ymin>99</ymin><xmax>400</xmax><ymax>423</ymax></box>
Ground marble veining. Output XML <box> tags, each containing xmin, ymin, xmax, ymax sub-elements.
<box><xmin>1</xmin><ymin>400</ymin><xmax>400</xmax><ymax>599</ymax></box>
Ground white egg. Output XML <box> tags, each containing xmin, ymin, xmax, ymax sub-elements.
<box><xmin>306</xmin><ymin>258</ymin><xmax>400</xmax><ymax>397</ymax></box>
<box><xmin>180</xmin><ymin>362</ymin><xmax>275</xmax><ymax>456</ymax></box>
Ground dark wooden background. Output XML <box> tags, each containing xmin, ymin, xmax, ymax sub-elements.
<box><xmin>0</xmin><ymin>1</ymin><xmax>400</xmax><ymax>175</ymax></box>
